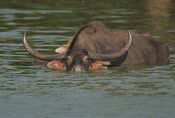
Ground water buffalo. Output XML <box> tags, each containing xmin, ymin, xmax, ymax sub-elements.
<box><xmin>23</xmin><ymin>21</ymin><xmax>169</xmax><ymax>72</ymax></box>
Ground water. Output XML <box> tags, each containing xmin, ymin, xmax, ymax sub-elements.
<box><xmin>0</xmin><ymin>0</ymin><xmax>175</xmax><ymax>118</ymax></box>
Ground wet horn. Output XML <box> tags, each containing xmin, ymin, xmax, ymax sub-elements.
<box><xmin>23</xmin><ymin>31</ymin><xmax>65</xmax><ymax>61</ymax></box>
<box><xmin>89</xmin><ymin>31</ymin><xmax>132</xmax><ymax>61</ymax></box>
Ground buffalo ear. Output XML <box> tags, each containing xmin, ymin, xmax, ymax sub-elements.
<box><xmin>90</xmin><ymin>61</ymin><xmax>110</xmax><ymax>71</ymax></box>
<box><xmin>96</xmin><ymin>61</ymin><xmax>111</xmax><ymax>66</ymax></box>
<box><xmin>47</xmin><ymin>60</ymin><xmax>65</xmax><ymax>70</ymax></box>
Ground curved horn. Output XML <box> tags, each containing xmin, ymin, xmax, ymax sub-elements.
<box><xmin>89</xmin><ymin>31</ymin><xmax>132</xmax><ymax>61</ymax></box>
<box><xmin>23</xmin><ymin>31</ymin><xmax>65</xmax><ymax>61</ymax></box>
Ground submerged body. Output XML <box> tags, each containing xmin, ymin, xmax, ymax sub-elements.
<box><xmin>23</xmin><ymin>21</ymin><xmax>169</xmax><ymax>72</ymax></box>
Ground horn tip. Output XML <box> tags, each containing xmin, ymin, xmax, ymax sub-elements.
<box><xmin>24</xmin><ymin>31</ymin><xmax>27</xmax><ymax>36</ymax></box>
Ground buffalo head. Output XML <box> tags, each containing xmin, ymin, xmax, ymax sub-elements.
<box><xmin>23</xmin><ymin>26</ymin><xmax>132</xmax><ymax>72</ymax></box>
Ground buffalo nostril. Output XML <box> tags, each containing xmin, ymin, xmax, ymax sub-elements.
<box><xmin>72</xmin><ymin>65</ymin><xmax>84</xmax><ymax>72</ymax></box>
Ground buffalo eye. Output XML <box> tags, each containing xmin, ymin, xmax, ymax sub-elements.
<box><xmin>83</xmin><ymin>56</ymin><xmax>92</xmax><ymax>63</ymax></box>
<box><xmin>65</xmin><ymin>56</ymin><xmax>73</xmax><ymax>64</ymax></box>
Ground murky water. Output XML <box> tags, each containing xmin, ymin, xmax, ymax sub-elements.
<box><xmin>0</xmin><ymin>0</ymin><xmax>175</xmax><ymax>118</ymax></box>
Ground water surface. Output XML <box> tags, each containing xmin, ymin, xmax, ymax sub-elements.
<box><xmin>0</xmin><ymin>0</ymin><xmax>175</xmax><ymax>118</ymax></box>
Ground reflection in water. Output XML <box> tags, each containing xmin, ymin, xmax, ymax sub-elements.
<box><xmin>0</xmin><ymin>0</ymin><xmax>175</xmax><ymax>118</ymax></box>
<box><xmin>1</xmin><ymin>64</ymin><xmax>174</xmax><ymax>96</ymax></box>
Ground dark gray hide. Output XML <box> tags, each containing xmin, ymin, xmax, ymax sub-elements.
<box><xmin>68</xmin><ymin>21</ymin><xmax>169</xmax><ymax>65</ymax></box>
